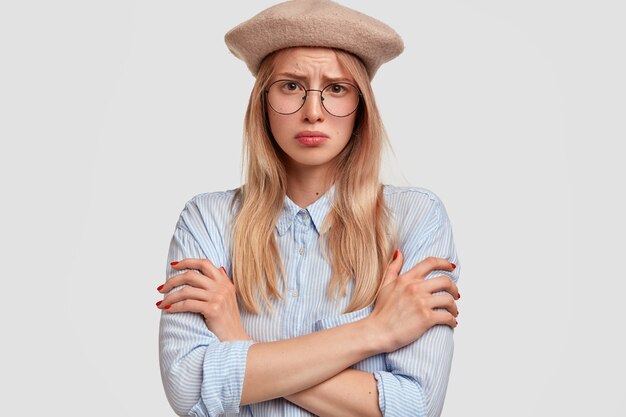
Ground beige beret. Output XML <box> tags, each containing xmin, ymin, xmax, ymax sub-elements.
<box><xmin>224</xmin><ymin>0</ymin><xmax>404</xmax><ymax>80</ymax></box>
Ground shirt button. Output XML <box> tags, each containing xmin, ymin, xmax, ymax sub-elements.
<box><xmin>298</xmin><ymin>247</ymin><xmax>305</xmax><ymax>255</ymax></box>
<box><xmin>291</xmin><ymin>290</ymin><xmax>299</xmax><ymax>298</ymax></box>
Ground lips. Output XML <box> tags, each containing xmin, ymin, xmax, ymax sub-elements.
<box><xmin>295</xmin><ymin>131</ymin><xmax>329</xmax><ymax>146</ymax></box>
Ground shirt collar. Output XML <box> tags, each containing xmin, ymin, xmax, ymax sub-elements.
<box><xmin>275</xmin><ymin>184</ymin><xmax>336</xmax><ymax>236</ymax></box>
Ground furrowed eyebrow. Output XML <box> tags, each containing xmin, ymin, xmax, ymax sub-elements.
<box><xmin>273</xmin><ymin>72</ymin><xmax>354</xmax><ymax>84</ymax></box>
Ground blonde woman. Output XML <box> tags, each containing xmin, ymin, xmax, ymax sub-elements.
<box><xmin>156</xmin><ymin>1</ymin><xmax>461</xmax><ymax>416</ymax></box>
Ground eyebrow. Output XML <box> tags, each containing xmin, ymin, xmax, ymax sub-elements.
<box><xmin>273</xmin><ymin>72</ymin><xmax>355</xmax><ymax>84</ymax></box>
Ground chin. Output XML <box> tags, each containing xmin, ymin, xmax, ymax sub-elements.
<box><xmin>288</xmin><ymin>154</ymin><xmax>336</xmax><ymax>168</ymax></box>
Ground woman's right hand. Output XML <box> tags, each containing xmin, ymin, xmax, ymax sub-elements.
<box><xmin>368</xmin><ymin>250</ymin><xmax>459</xmax><ymax>353</ymax></box>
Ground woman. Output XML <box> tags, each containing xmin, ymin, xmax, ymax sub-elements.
<box><xmin>156</xmin><ymin>1</ymin><xmax>461</xmax><ymax>416</ymax></box>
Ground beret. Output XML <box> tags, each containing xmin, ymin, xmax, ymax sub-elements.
<box><xmin>224</xmin><ymin>0</ymin><xmax>404</xmax><ymax>80</ymax></box>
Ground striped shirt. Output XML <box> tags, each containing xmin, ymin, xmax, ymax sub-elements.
<box><xmin>159</xmin><ymin>184</ymin><xmax>461</xmax><ymax>417</ymax></box>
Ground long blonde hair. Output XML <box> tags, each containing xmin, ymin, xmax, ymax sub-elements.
<box><xmin>230</xmin><ymin>47</ymin><xmax>396</xmax><ymax>313</ymax></box>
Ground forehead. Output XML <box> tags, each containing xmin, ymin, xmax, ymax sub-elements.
<box><xmin>272</xmin><ymin>47</ymin><xmax>350</xmax><ymax>79</ymax></box>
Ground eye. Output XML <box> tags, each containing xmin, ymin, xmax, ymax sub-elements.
<box><xmin>326</xmin><ymin>83</ymin><xmax>349</xmax><ymax>95</ymax></box>
<box><xmin>280</xmin><ymin>80</ymin><xmax>302</xmax><ymax>92</ymax></box>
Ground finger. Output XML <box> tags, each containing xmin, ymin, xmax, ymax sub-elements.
<box><xmin>170</xmin><ymin>258</ymin><xmax>221</xmax><ymax>279</ymax></box>
<box><xmin>428</xmin><ymin>294</ymin><xmax>459</xmax><ymax>317</ymax></box>
<box><xmin>423</xmin><ymin>275</ymin><xmax>460</xmax><ymax>300</ymax></box>
<box><xmin>159</xmin><ymin>286</ymin><xmax>210</xmax><ymax>309</ymax></box>
<box><xmin>430</xmin><ymin>310</ymin><xmax>459</xmax><ymax>329</ymax></box>
<box><xmin>410</xmin><ymin>257</ymin><xmax>456</xmax><ymax>280</ymax></box>
<box><xmin>158</xmin><ymin>270</ymin><xmax>217</xmax><ymax>294</ymax></box>
<box><xmin>162</xmin><ymin>299</ymin><xmax>210</xmax><ymax>315</ymax></box>
<box><xmin>381</xmin><ymin>249</ymin><xmax>404</xmax><ymax>288</ymax></box>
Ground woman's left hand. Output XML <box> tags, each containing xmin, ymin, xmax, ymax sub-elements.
<box><xmin>156</xmin><ymin>258</ymin><xmax>252</xmax><ymax>342</ymax></box>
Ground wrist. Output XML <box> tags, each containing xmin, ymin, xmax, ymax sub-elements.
<box><xmin>209</xmin><ymin>322</ymin><xmax>252</xmax><ymax>342</ymax></box>
<box><xmin>354</xmin><ymin>316</ymin><xmax>387</xmax><ymax>356</ymax></box>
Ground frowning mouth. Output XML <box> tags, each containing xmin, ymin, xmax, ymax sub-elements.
<box><xmin>295</xmin><ymin>131</ymin><xmax>329</xmax><ymax>146</ymax></box>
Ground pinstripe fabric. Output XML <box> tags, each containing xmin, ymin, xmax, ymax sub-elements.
<box><xmin>159</xmin><ymin>184</ymin><xmax>461</xmax><ymax>417</ymax></box>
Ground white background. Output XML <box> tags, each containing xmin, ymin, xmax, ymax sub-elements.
<box><xmin>1</xmin><ymin>0</ymin><xmax>624</xmax><ymax>416</ymax></box>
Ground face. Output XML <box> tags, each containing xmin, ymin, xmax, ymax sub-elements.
<box><xmin>266</xmin><ymin>47</ymin><xmax>358</xmax><ymax>175</ymax></box>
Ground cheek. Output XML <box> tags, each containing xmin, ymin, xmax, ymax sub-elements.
<box><xmin>337</xmin><ymin>117</ymin><xmax>357</xmax><ymax>139</ymax></box>
<box><xmin>267</xmin><ymin>112</ymin><xmax>291</xmax><ymax>147</ymax></box>
<box><xmin>267</xmin><ymin>111</ymin><xmax>281</xmax><ymax>137</ymax></box>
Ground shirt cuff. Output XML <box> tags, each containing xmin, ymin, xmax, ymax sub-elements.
<box><xmin>197</xmin><ymin>340</ymin><xmax>255</xmax><ymax>416</ymax></box>
<box><xmin>373</xmin><ymin>371</ymin><xmax>427</xmax><ymax>417</ymax></box>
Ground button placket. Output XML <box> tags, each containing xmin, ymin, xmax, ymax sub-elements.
<box><xmin>286</xmin><ymin>209</ymin><xmax>311</xmax><ymax>337</ymax></box>
<box><xmin>296</xmin><ymin>209</ymin><xmax>310</xmax><ymax>256</ymax></box>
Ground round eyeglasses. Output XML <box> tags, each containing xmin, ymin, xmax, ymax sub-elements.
<box><xmin>265</xmin><ymin>79</ymin><xmax>362</xmax><ymax>118</ymax></box>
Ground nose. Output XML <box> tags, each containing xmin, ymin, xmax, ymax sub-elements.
<box><xmin>302</xmin><ymin>90</ymin><xmax>324</xmax><ymax>123</ymax></box>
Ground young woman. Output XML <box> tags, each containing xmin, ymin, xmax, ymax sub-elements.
<box><xmin>156</xmin><ymin>2</ymin><xmax>461</xmax><ymax>416</ymax></box>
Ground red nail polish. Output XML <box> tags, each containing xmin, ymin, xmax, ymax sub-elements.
<box><xmin>164</xmin><ymin>305</ymin><xmax>171</xmax><ymax>310</ymax></box>
<box><xmin>157</xmin><ymin>284</ymin><xmax>164</xmax><ymax>292</ymax></box>
<box><xmin>451</xmin><ymin>263</ymin><xmax>456</xmax><ymax>269</ymax></box>
<box><xmin>458</xmin><ymin>292</ymin><xmax>461</xmax><ymax>299</ymax></box>
<box><xmin>156</xmin><ymin>300</ymin><xmax>162</xmax><ymax>307</ymax></box>
<box><xmin>170</xmin><ymin>261</ymin><xmax>179</xmax><ymax>266</ymax></box>
<box><xmin>393</xmin><ymin>249</ymin><xmax>398</xmax><ymax>260</ymax></box>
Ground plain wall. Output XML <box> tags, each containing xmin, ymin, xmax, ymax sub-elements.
<box><xmin>1</xmin><ymin>0</ymin><xmax>624</xmax><ymax>415</ymax></box>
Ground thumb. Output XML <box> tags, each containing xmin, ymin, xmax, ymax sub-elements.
<box><xmin>381</xmin><ymin>249</ymin><xmax>404</xmax><ymax>288</ymax></box>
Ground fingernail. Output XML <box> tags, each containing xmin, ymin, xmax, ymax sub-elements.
<box><xmin>458</xmin><ymin>292</ymin><xmax>461</xmax><ymax>299</ymax></box>
<box><xmin>170</xmin><ymin>261</ymin><xmax>179</xmax><ymax>266</ymax></box>
<box><xmin>156</xmin><ymin>300</ymin><xmax>162</xmax><ymax>307</ymax></box>
<box><xmin>164</xmin><ymin>305</ymin><xmax>171</xmax><ymax>310</ymax></box>
<box><xmin>393</xmin><ymin>249</ymin><xmax>398</xmax><ymax>260</ymax></box>
<box><xmin>220</xmin><ymin>266</ymin><xmax>226</xmax><ymax>274</ymax></box>
<box><xmin>157</xmin><ymin>284</ymin><xmax>164</xmax><ymax>292</ymax></box>
<box><xmin>451</xmin><ymin>263</ymin><xmax>456</xmax><ymax>269</ymax></box>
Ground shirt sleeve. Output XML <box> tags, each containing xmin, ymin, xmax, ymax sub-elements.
<box><xmin>374</xmin><ymin>194</ymin><xmax>461</xmax><ymax>417</ymax></box>
<box><xmin>159</xmin><ymin>198</ymin><xmax>254</xmax><ymax>417</ymax></box>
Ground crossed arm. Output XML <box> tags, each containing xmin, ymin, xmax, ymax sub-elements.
<box><xmin>160</xmin><ymin>253</ymin><xmax>457</xmax><ymax>417</ymax></box>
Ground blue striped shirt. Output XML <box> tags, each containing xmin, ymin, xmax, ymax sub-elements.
<box><xmin>159</xmin><ymin>184</ymin><xmax>461</xmax><ymax>417</ymax></box>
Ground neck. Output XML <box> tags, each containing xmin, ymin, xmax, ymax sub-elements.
<box><xmin>285</xmin><ymin>164</ymin><xmax>335</xmax><ymax>209</ymax></box>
